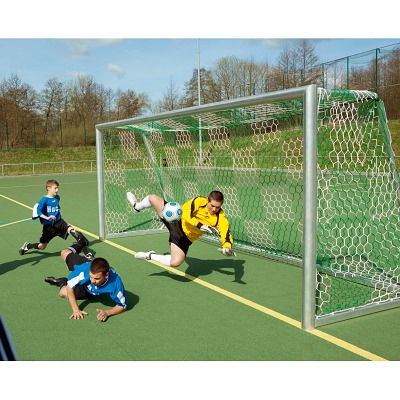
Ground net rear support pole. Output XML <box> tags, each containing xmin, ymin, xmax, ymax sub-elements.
<box><xmin>302</xmin><ymin>84</ymin><xmax>318</xmax><ymax>330</ymax></box>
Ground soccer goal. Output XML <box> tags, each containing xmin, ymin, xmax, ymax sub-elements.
<box><xmin>95</xmin><ymin>85</ymin><xmax>400</xmax><ymax>330</ymax></box>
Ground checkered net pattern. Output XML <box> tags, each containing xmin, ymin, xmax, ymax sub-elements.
<box><xmin>99</xmin><ymin>88</ymin><xmax>400</xmax><ymax>319</ymax></box>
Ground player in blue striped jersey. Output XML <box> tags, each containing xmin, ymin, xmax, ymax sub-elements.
<box><xmin>19</xmin><ymin>179</ymin><xmax>92</xmax><ymax>259</ymax></box>
<box><xmin>45</xmin><ymin>241</ymin><xmax>127</xmax><ymax>321</ymax></box>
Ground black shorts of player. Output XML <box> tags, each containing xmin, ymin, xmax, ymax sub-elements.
<box><xmin>64</xmin><ymin>252</ymin><xmax>92</xmax><ymax>300</ymax></box>
<box><xmin>161</xmin><ymin>200</ymin><xmax>192</xmax><ymax>255</ymax></box>
<box><xmin>40</xmin><ymin>219</ymin><xmax>70</xmax><ymax>244</ymax></box>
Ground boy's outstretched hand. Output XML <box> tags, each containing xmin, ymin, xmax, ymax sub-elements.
<box><xmin>96</xmin><ymin>308</ymin><xmax>109</xmax><ymax>322</ymax></box>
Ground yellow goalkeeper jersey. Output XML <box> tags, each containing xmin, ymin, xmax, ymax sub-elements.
<box><xmin>181</xmin><ymin>196</ymin><xmax>233</xmax><ymax>248</ymax></box>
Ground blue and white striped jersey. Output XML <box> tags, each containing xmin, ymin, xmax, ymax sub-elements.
<box><xmin>67</xmin><ymin>262</ymin><xmax>127</xmax><ymax>309</ymax></box>
<box><xmin>32</xmin><ymin>195</ymin><xmax>62</xmax><ymax>225</ymax></box>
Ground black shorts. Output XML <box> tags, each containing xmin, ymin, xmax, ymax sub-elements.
<box><xmin>65</xmin><ymin>252</ymin><xmax>91</xmax><ymax>300</ymax></box>
<box><xmin>65</xmin><ymin>252</ymin><xmax>90</xmax><ymax>271</ymax></box>
<box><xmin>71</xmin><ymin>285</ymin><xmax>90</xmax><ymax>300</ymax></box>
<box><xmin>162</xmin><ymin>218</ymin><xmax>192</xmax><ymax>255</ymax></box>
<box><xmin>40</xmin><ymin>219</ymin><xmax>70</xmax><ymax>244</ymax></box>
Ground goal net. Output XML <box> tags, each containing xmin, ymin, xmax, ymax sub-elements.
<box><xmin>96</xmin><ymin>85</ymin><xmax>400</xmax><ymax>329</ymax></box>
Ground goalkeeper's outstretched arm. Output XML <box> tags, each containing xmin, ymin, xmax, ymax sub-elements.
<box><xmin>217</xmin><ymin>212</ymin><xmax>235</xmax><ymax>255</ymax></box>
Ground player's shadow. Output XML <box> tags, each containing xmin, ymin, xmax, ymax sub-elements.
<box><xmin>0</xmin><ymin>238</ymin><xmax>101</xmax><ymax>277</ymax></box>
<box><xmin>0</xmin><ymin>252</ymin><xmax>61</xmax><ymax>276</ymax></box>
<box><xmin>78</xmin><ymin>290</ymin><xmax>140</xmax><ymax>314</ymax></box>
<box><xmin>149</xmin><ymin>256</ymin><xmax>246</xmax><ymax>284</ymax></box>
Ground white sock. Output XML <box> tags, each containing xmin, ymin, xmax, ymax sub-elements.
<box><xmin>150</xmin><ymin>253</ymin><xmax>171</xmax><ymax>267</ymax></box>
<box><xmin>135</xmin><ymin>195</ymin><xmax>151</xmax><ymax>211</ymax></box>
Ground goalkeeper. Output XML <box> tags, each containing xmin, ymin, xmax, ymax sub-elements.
<box><xmin>127</xmin><ymin>190</ymin><xmax>235</xmax><ymax>268</ymax></box>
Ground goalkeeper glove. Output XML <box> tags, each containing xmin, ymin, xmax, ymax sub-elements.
<box><xmin>218</xmin><ymin>247</ymin><xmax>236</xmax><ymax>257</ymax></box>
<box><xmin>196</xmin><ymin>223</ymin><xmax>219</xmax><ymax>236</ymax></box>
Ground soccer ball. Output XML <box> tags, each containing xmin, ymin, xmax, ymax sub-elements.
<box><xmin>162</xmin><ymin>201</ymin><xmax>183</xmax><ymax>223</ymax></box>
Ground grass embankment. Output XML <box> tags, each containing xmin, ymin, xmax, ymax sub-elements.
<box><xmin>0</xmin><ymin>146</ymin><xmax>97</xmax><ymax>164</ymax></box>
<box><xmin>0</xmin><ymin>147</ymin><xmax>97</xmax><ymax>176</ymax></box>
<box><xmin>388</xmin><ymin>120</ymin><xmax>400</xmax><ymax>156</ymax></box>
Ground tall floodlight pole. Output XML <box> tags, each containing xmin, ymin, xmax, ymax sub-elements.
<box><xmin>197</xmin><ymin>39</ymin><xmax>203</xmax><ymax>164</ymax></box>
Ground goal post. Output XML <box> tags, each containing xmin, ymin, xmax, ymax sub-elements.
<box><xmin>95</xmin><ymin>84</ymin><xmax>400</xmax><ymax>330</ymax></box>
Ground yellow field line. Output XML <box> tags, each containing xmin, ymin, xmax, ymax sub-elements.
<box><xmin>0</xmin><ymin>218</ymin><xmax>32</xmax><ymax>228</ymax></box>
<box><xmin>98</xmin><ymin>238</ymin><xmax>387</xmax><ymax>361</ymax></box>
<box><xmin>0</xmin><ymin>194</ymin><xmax>34</xmax><ymax>227</ymax></box>
<box><xmin>0</xmin><ymin>193</ymin><xmax>34</xmax><ymax>210</ymax></box>
<box><xmin>2</xmin><ymin>193</ymin><xmax>388</xmax><ymax>361</ymax></box>
<box><xmin>309</xmin><ymin>330</ymin><xmax>386</xmax><ymax>361</ymax></box>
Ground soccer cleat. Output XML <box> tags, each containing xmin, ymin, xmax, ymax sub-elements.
<box><xmin>44</xmin><ymin>276</ymin><xmax>68</xmax><ymax>287</ymax></box>
<box><xmin>127</xmin><ymin>192</ymin><xmax>140</xmax><ymax>212</ymax></box>
<box><xmin>19</xmin><ymin>242</ymin><xmax>29</xmax><ymax>255</ymax></box>
<box><xmin>134</xmin><ymin>251</ymin><xmax>155</xmax><ymax>260</ymax></box>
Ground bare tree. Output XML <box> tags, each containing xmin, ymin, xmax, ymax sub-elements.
<box><xmin>0</xmin><ymin>73</ymin><xmax>37</xmax><ymax>148</ymax></box>
<box><xmin>115</xmin><ymin>89</ymin><xmax>149</xmax><ymax>119</ymax></box>
<box><xmin>380</xmin><ymin>49</ymin><xmax>400</xmax><ymax>118</ymax></box>
<box><xmin>182</xmin><ymin>67</ymin><xmax>222</xmax><ymax>108</ymax></box>
<box><xmin>95</xmin><ymin>84</ymin><xmax>111</xmax><ymax>121</ymax></box>
<box><xmin>212</xmin><ymin>56</ymin><xmax>242</xmax><ymax>99</ymax></box>
<box><xmin>276</xmin><ymin>40</ymin><xmax>320</xmax><ymax>87</ymax></box>
<box><xmin>208</xmin><ymin>56</ymin><xmax>270</xmax><ymax>100</ymax></box>
<box><xmin>277</xmin><ymin>44</ymin><xmax>297</xmax><ymax>88</ymax></box>
<box><xmin>293</xmin><ymin>39</ymin><xmax>320</xmax><ymax>85</ymax></box>
<box><xmin>242</xmin><ymin>58</ymin><xmax>270</xmax><ymax>95</ymax></box>
<box><xmin>159</xmin><ymin>77</ymin><xmax>182</xmax><ymax>111</ymax></box>
<box><xmin>67</xmin><ymin>75</ymin><xmax>101</xmax><ymax>126</ymax></box>
<box><xmin>39</xmin><ymin>78</ymin><xmax>66</xmax><ymax>137</ymax></box>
